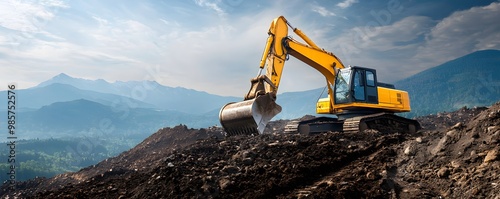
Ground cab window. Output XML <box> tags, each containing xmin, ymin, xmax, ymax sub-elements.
<box><xmin>366</xmin><ymin>71</ymin><xmax>375</xmax><ymax>87</ymax></box>
<box><xmin>334</xmin><ymin>70</ymin><xmax>351</xmax><ymax>104</ymax></box>
<box><xmin>353</xmin><ymin>70</ymin><xmax>365</xmax><ymax>101</ymax></box>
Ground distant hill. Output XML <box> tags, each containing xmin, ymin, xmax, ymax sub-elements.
<box><xmin>9</xmin><ymin>99</ymin><xmax>219</xmax><ymax>141</ymax></box>
<box><xmin>37</xmin><ymin>73</ymin><xmax>118</xmax><ymax>95</ymax></box>
<box><xmin>275</xmin><ymin>88</ymin><xmax>326</xmax><ymax>119</ymax></box>
<box><xmin>29</xmin><ymin>99</ymin><xmax>125</xmax><ymax>132</ymax></box>
<box><xmin>0</xmin><ymin>74</ymin><xmax>233</xmax><ymax>141</ymax></box>
<box><xmin>395</xmin><ymin>49</ymin><xmax>500</xmax><ymax>117</ymax></box>
<box><xmin>36</xmin><ymin>73</ymin><xmax>240</xmax><ymax>114</ymax></box>
<box><xmin>0</xmin><ymin>83</ymin><xmax>154</xmax><ymax>110</ymax></box>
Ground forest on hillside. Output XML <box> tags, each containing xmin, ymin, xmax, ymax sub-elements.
<box><xmin>0</xmin><ymin>138</ymin><xmax>131</xmax><ymax>182</ymax></box>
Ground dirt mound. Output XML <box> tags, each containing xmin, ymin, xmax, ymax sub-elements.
<box><xmin>415</xmin><ymin>106</ymin><xmax>487</xmax><ymax>131</ymax></box>
<box><xmin>22</xmin><ymin>131</ymin><xmax>407</xmax><ymax>199</ymax></box>
<box><xmin>393</xmin><ymin>102</ymin><xmax>500</xmax><ymax>198</ymax></box>
<box><xmin>0</xmin><ymin>125</ymin><xmax>223</xmax><ymax>197</ymax></box>
<box><xmin>2</xmin><ymin>103</ymin><xmax>499</xmax><ymax>198</ymax></box>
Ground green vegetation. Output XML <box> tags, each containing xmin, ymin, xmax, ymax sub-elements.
<box><xmin>396</xmin><ymin>50</ymin><xmax>500</xmax><ymax>118</ymax></box>
<box><xmin>0</xmin><ymin>138</ymin><xmax>132</xmax><ymax>182</ymax></box>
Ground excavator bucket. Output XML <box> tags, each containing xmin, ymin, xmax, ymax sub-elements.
<box><xmin>219</xmin><ymin>93</ymin><xmax>282</xmax><ymax>136</ymax></box>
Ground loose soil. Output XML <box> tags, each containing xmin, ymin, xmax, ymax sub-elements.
<box><xmin>1</xmin><ymin>103</ymin><xmax>499</xmax><ymax>198</ymax></box>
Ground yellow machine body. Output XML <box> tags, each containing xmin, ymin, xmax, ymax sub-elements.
<box><xmin>317</xmin><ymin>87</ymin><xmax>411</xmax><ymax>114</ymax></box>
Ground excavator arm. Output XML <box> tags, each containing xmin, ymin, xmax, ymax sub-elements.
<box><xmin>220</xmin><ymin>16</ymin><xmax>346</xmax><ymax>136</ymax></box>
<box><xmin>247</xmin><ymin>16</ymin><xmax>344</xmax><ymax>100</ymax></box>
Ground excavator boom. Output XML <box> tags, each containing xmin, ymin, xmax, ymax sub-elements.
<box><xmin>219</xmin><ymin>16</ymin><xmax>342</xmax><ymax>136</ymax></box>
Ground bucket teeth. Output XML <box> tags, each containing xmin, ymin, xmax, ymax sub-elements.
<box><xmin>225</xmin><ymin>126</ymin><xmax>259</xmax><ymax>136</ymax></box>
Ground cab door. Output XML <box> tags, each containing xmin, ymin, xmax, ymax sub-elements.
<box><xmin>364</xmin><ymin>69</ymin><xmax>378</xmax><ymax>104</ymax></box>
<box><xmin>352</xmin><ymin>68</ymin><xmax>378</xmax><ymax>104</ymax></box>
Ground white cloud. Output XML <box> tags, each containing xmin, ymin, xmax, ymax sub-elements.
<box><xmin>312</xmin><ymin>5</ymin><xmax>336</xmax><ymax>17</ymax></box>
<box><xmin>326</xmin><ymin>2</ymin><xmax>500</xmax><ymax>82</ymax></box>
<box><xmin>194</xmin><ymin>0</ymin><xmax>226</xmax><ymax>17</ymax></box>
<box><xmin>159</xmin><ymin>18</ymin><xmax>180</xmax><ymax>27</ymax></box>
<box><xmin>337</xmin><ymin>0</ymin><xmax>358</xmax><ymax>9</ymax></box>
<box><xmin>0</xmin><ymin>0</ymin><xmax>67</xmax><ymax>32</ymax></box>
<box><xmin>344</xmin><ymin>16</ymin><xmax>434</xmax><ymax>51</ymax></box>
<box><xmin>39</xmin><ymin>0</ymin><xmax>69</xmax><ymax>8</ymax></box>
<box><xmin>92</xmin><ymin>16</ymin><xmax>108</xmax><ymax>26</ymax></box>
<box><xmin>415</xmin><ymin>2</ymin><xmax>500</xmax><ymax>68</ymax></box>
<box><xmin>317</xmin><ymin>16</ymin><xmax>432</xmax><ymax>82</ymax></box>
<box><xmin>156</xmin><ymin>18</ymin><xmax>268</xmax><ymax>95</ymax></box>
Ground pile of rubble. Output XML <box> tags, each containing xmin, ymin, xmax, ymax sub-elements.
<box><xmin>2</xmin><ymin>103</ymin><xmax>499</xmax><ymax>198</ymax></box>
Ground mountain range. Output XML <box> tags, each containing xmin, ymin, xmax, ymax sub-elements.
<box><xmin>16</xmin><ymin>99</ymin><xmax>215</xmax><ymax>140</ymax></box>
<box><xmin>0</xmin><ymin>49</ymin><xmax>499</xmax><ymax>141</ymax></box>
<box><xmin>22</xmin><ymin>73</ymin><xmax>240</xmax><ymax>114</ymax></box>
<box><xmin>395</xmin><ymin>49</ymin><xmax>500</xmax><ymax>117</ymax></box>
<box><xmin>0</xmin><ymin>75</ymin><xmax>239</xmax><ymax>141</ymax></box>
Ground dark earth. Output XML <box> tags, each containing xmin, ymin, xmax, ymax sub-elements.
<box><xmin>1</xmin><ymin>102</ymin><xmax>499</xmax><ymax>198</ymax></box>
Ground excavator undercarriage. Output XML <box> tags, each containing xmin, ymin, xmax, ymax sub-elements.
<box><xmin>286</xmin><ymin>113</ymin><xmax>420</xmax><ymax>135</ymax></box>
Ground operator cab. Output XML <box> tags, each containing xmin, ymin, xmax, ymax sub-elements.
<box><xmin>333</xmin><ymin>66</ymin><xmax>393</xmax><ymax>105</ymax></box>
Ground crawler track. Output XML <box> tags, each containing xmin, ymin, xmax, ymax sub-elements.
<box><xmin>344</xmin><ymin>113</ymin><xmax>421</xmax><ymax>134</ymax></box>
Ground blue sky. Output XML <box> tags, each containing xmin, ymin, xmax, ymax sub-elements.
<box><xmin>1</xmin><ymin>0</ymin><xmax>499</xmax><ymax>96</ymax></box>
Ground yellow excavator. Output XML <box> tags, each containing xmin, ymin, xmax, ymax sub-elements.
<box><xmin>219</xmin><ymin>16</ymin><xmax>420</xmax><ymax>136</ymax></box>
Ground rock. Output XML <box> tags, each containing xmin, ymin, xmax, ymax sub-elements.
<box><xmin>484</xmin><ymin>149</ymin><xmax>499</xmax><ymax>163</ymax></box>
<box><xmin>219</xmin><ymin>141</ymin><xmax>228</xmax><ymax>146</ymax></box>
<box><xmin>165</xmin><ymin>154</ymin><xmax>175</xmax><ymax>161</ymax></box>
<box><xmin>404</xmin><ymin>146</ymin><xmax>410</xmax><ymax>155</ymax></box>
<box><xmin>219</xmin><ymin>178</ymin><xmax>232</xmax><ymax>190</ymax></box>
<box><xmin>488</xmin><ymin>111</ymin><xmax>499</xmax><ymax>118</ymax></box>
<box><xmin>491</xmin><ymin>131</ymin><xmax>500</xmax><ymax>144</ymax></box>
<box><xmin>366</xmin><ymin>171</ymin><xmax>381</xmax><ymax>180</ymax></box>
<box><xmin>446</xmin><ymin>130</ymin><xmax>457</xmax><ymax>137</ymax></box>
<box><xmin>404</xmin><ymin>146</ymin><xmax>414</xmax><ymax>156</ymax></box>
<box><xmin>452</xmin><ymin>122</ymin><xmax>463</xmax><ymax>129</ymax></box>
<box><xmin>487</xmin><ymin>126</ymin><xmax>498</xmax><ymax>133</ymax></box>
<box><xmin>456</xmin><ymin>176</ymin><xmax>469</xmax><ymax>188</ymax></box>
<box><xmin>450</xmin><ymin>160</ymin><xmax>461</xmax><ymax>168</ymax></box>
<box><xmin>469</xmin><ymin>150</ymin><xmax>478</xmax><ymax>162</ymax></box>
<box><xmin>268</xmin><ymin>142</ymin><xmax>280</xmax><ymax>147</ymax></box>
<box><xmin>437</xmin><ymin>167</ymin><xmax>450</xmax><ymax>178</ymax></box>
<box><xmin>431</xmin><ymin>135</ymin><xmax>448</xmax><ymax>155</ymax></box>
<box><xmin>415</xmin><ymin>137</ymin><xmax>423</xmax><ymax>143</ymax></box>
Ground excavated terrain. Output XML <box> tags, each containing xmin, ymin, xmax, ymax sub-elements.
<box><xmin>1</xmin><ymin>103</ymin><xmax>499</xmax><ymax>198</ymax></box>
